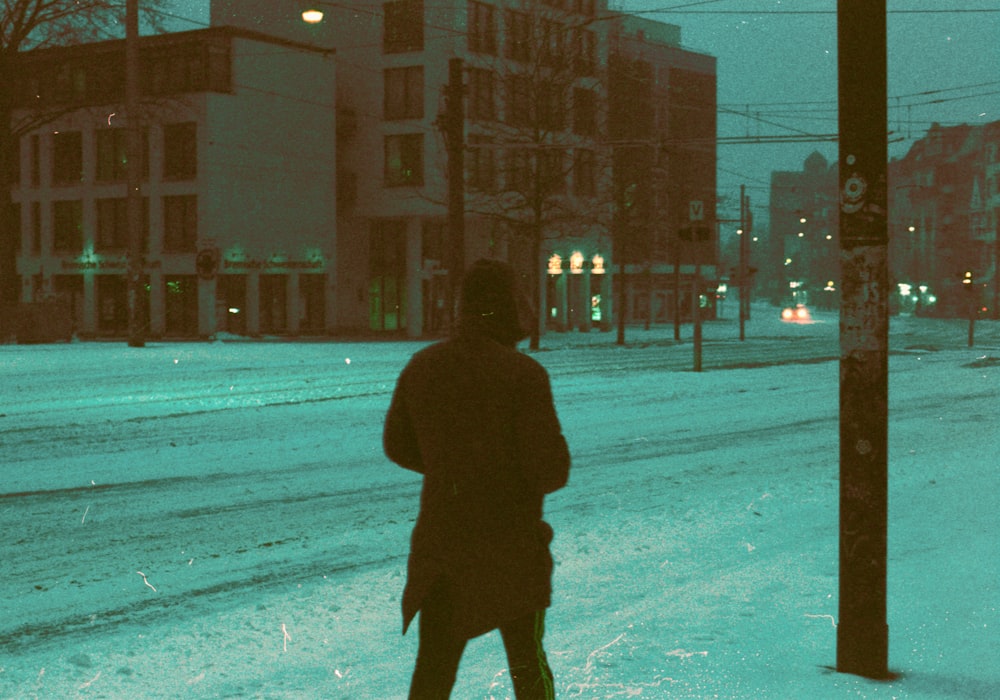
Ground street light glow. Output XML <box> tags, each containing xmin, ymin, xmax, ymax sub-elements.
<box><xmin>302</xmin><ymin>9</ymin><xmax>325</xmax><ymax>23</ymax></box>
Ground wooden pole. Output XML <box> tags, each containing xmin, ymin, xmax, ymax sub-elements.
<box><xmin>836</xmin><ymin>0</ymin><xmax>890</xmax><ymax>679</ymax></box>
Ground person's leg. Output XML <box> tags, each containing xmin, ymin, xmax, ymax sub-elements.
<box><xmin>499</xmin><ymin>610</ymin><xmax>555</xmax><ymax>700</ymax></box>
<box><xmin>409</xmin><ymin>582</ymin><xmax>467</xmax><ymax>700</ymax></box>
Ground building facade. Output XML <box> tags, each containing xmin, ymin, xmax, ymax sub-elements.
<box><xmin>768</xmin><ymin>152</ymin><xmax>839</xmax><ymax>309</ymax></box>
<box><xmin>5</xmin><ymin>1</ymin><xmax>717</xmax><ymax>340</ymax></box>
<box><xmin>888</xmin><ymin>121</ymin><xmax>1000</xmax><ymax>317</ymax></box>
<box><xmin>210</xmin><ymin>0</ymin><xmax>716</xmax><ymax>337</ymax></box>
<box><xmin>9</xmin><ymin>27</ymin><xmax>337</xmax><ymax>338</ymax></box>
<box><xmin>607</xmin><ymin>16</ymin><xmax>718</xmax><ymax>324</ymax></box>
<box><xmin>767</xmin><ymin>120</ymin><xmax>1000</xmax><ymax>317</ymax></box>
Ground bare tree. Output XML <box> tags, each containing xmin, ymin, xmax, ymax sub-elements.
<box><xmin>0</xmin><ymin>0</ymin><xmax>166</xmax><ymax>314</ymax></box>
<box><xmin>460</xmin><ymin>0</ymin><xmax>611</xmax><ymax>349</ymax></box>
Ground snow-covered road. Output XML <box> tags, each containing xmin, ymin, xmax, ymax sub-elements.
<box><xmin>1</xmin><ymin>310</ymin><xmax>997</xmax><ymax>698</ymax></box>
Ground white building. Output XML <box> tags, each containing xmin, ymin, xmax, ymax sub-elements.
<box><xmin>209</xmin><ymin>0</ymin><xmax>619</xmax><ymax>338</ymax></box>
<box><xmin>11</xmin><ymin>26</ymin><xmax>336</xmax><ymax>338</ymax></box>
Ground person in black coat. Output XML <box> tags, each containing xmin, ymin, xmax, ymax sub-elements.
<box><xmin>384</xmin><ymin>259</ymin><xmax>571</xmax><ymax>699</ymax></box>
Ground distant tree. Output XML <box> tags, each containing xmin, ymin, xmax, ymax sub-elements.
<box><xmin>458</xmin><ymin>0</ymin><xmax>611</xmax><ymax>349</ymax></box>
<box><xmin>0</xmin><ymin>0</ymin><xmax>166</xmax><ymax>311</ymax></box>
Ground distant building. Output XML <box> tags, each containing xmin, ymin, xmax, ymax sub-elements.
<box><xmin>889</xmin><ymin>120</ymin><xmax>1000</xmax><ymax>317</ymax></box>
<box><xmin>9</xmin><ymin>26</ymin><xmax>336</xmax><ymax>338</ymax></box>
<box><xmin>768</xmin><ymin>120</ymin><xmax>1000</xmax><ymax>317</ymax></box>
<box><xmin>606</xmin><ymin>15</ymin><xmax>717</xmax><ymax>324</ymax></box>
<box><xmin>768</xmin><ymin>152</ymin><xmax>838</xmax><ymax>308</ymax></box>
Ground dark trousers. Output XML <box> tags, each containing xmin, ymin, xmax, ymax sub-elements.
<box><xmin>409</xmin><ymin>584</ymin><xmax>555</xmax><ymax>700</ymax></box>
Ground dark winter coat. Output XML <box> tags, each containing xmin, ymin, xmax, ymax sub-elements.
<box><xmin>383</xmin><ymin>321</ymin><xmax>570</xmax><ymax>640</ymax></box>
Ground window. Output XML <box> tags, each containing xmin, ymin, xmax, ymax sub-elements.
<box><xmin>146</xmin><ymin>46</ymin><xmax>207</xmax><ymax>96</ymax></box>
<box><xmin>52</xmin><ymin>200</ymin><xmax>83</xmax><ymax>252</ymax></box>
<box><xmin>384</xmin><ymin>0</ymin><xmax>424</xmax><ymax>54</ymax></box>
<box><xmin>384</xmin><ymin>134</ymin><xmax>423</xmax><ymax>186</ymax></box>
<box><xmin>505</xmin><ymin>10</ymin><xmax>531</xmax><ymax>62</ymax></box>
<box><xmin>573</xmin><ymin>88</ymin><xmax>597</xmax><ymax>136</ymax></box>
<box><xmin>163</xmin><ymin>195</ymin><xmax>197</xmax><ymax>252</ymax></box>
<box><xmin>30</xmin><ymin>135</ymin><xmax>40</xmax><ymax>187</ymax></box>
<box><xmin>96</xmin><ymin>197</ymin><xmax>149</xmax><ymax>252</ymax></box>
<box><xmin>52</xmin><ymin>131</ymin><xmax>83</xmax><ymax>185</ymax></box>
<box><xmin>540</xmin><ymin>149</ymin><xmax>566</xmax><ymax>195</ymax></box>
<box><xmin>96</xmin><ymin>129</ymin><xmax>127</xmax><ymax>182</ymax></box>
<box><xmin>572</xmin><ymin>29</ymin><xmax>597</xmax><ymax>75</ymax></box>
<box><xmin>207</xmin><ymin>42</ymin><xmax>232</xmax><ymax>92</ymax></box>
<box><xmin>505</xmin><ymin>149</ymin><xmax>532</xmax><ymax>193</ymax></box>
<box><xmin>370</xmin><ymin>220</ymin><xmax>407</xmax><ymax>331</ymax></box>
<box><xmin>467</xmin><ymin>68</ymin><xmax>496</xmax><ymax>122</ymax></box>
<box><xmin>96</xmin><ymin>198</ymin><xmax>127</xmax><ymax>251</ymax></box>
<box><xmin>9</xmin><ymin>203</ymin><xmax>21</xmax><ymax>254</ymax></box>
<box><xmin>468</xmin><ymin>1</ymin><xmax>497</xmax><ymax>55</ymax></box>
<box><xmin>574</xmin><ymin>149</ymin><xmax>596</xmax><ymax>197</ymax></box>
<box><xmin>540</xmin><ymin>19</ymin><xmax>565</xmax><ymax>68</ymax></box>
<box><xmin>32</xmin><ymin>202</ymin><xmax>41</xmax><ymax>254</ymax></box>
<box><xmin>505</xmin><ymin>74</ymin><xmax>532</xmax><ymax>128</ymax></box>
<box><xmin>384</xmin><ymin>66</ymin><xmax>424</xmax><ymax>120</ymax></box>
<box><xmin>467</xmin><ymin>135</ymin><xmax>497</xmax><ymax>192</ymax></box>
<box><xmin>12</xmin><ymin>137</ymin><xmax>21</xmax><ymax>185</ymax></box>
<box><xmin>163</xmin><ymin>122</ymin><xmax>197</xmax><ymax>179</ymax></box>
<box><xmin>96</xmin><ymin>128</ymin><xmax>149</xmax><ymax>182</ymax></box>
<box><xmin>539</xmin><ymin>81</ymin><xmax>566</xmax><ymax>132</ymax></box>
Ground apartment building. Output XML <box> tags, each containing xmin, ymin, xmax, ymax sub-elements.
<box><xmin>768</xmin><ymin>152</ymin><xmax>839</xmax><ymax>308</ymax></box>
<box><xmin>768</xmin><ymin>120</ymin><xmax>1000</xmax><ymax>317</ymax></box>
<box><xmin>6</xmin><ymin>1</ymin><xmax>717</xmax><ymax>340</ymax></box>
<box><xmin>607</xmin><ymin>15</ymin><xmax>718</xmax><ymax>324</ymax></box>
<box><xmin>9</xmin><ymin>26</ymin><xmax>336</xmax><ymax>338</ymax></box>
<box><xmin>210</xmin><ymin>0</ymin><xmax>716</xmax><ymax>337</ymax></box>
<box><xmin>889</xmin><ymin>120</ymin><xmax>1000</xmax><ymax>316</ymax></box>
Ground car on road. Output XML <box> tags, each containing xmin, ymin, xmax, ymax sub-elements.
<box><xmin>781</xmin><ymin>303</ymin><xmax>812</xmax><ymax>323</ymax></box>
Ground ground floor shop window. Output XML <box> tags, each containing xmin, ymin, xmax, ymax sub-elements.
<box><xmin>53</xmin><ymin>275</ymin><xmax>84</xmax><ymax>334</ymax></box>
<box><xmin>299</xmin><ymin>274</ymin><xmax>326</xmax><ymax>333</ymax></box>
<box><xmin>164</xmin><ymin>275</ymin><xmax>198</xmax><ymax>336</ymax></box>
<box><xmin>96</xmin><ymin>274</ymin><xmax>148</xmax><ymax>335</ymax></box>
<box><xmin>260</xmin><ymin>274</ymin><xmax>287</xmax><ymax>334</ymax></box>
<box><xmin>370</xmin><ymin>221</ymin><xmax>407</xmax><ymax>331</ymax></box>
<box><xmin>217</xmin><ymin>275</ymin><xmax>246</xmax><ymax>335</ymax></box>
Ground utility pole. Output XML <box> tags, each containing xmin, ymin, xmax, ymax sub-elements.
<box><xmin>446</xmin><ymin>57</ymin><xmax>465</xmax><ymax>330</ymax></box>
<box><xmin>739</xmin><ymin>185</ymin><xmax>748</xmax><ymax>341</ymax></box>
<box><xmin>673</xmin><ymin>238</ymin><xmax>681</xmax><ymax>341</ymax></box>
<box><xmin>836</xmin><ymin>0</ymin><xmax>890</xmax><ymax>679</ymax></box>
<box><xmin>126</xmin><ymin>0</ymin><xmax>145</xmax><ymax>347</ymax></box>
<box><xmin>692</xmin><ymin>252</ymin><xmax>702</xmax><ymax>371</ymax></box>
<box><xmin>993</xmin><ymin>214</ymin><xmax>999</xmax><ymax>321</ymax></box>
<box><xmin>615</xmin><ymin>190</ymin><xmax>627</xmax><ymax>346</ymax></box>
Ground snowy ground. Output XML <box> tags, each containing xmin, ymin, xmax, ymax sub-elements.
<box><xmin>1</xmin><ymin>306</ymin><xmax>997</xmax><ymax>699</ymax></box>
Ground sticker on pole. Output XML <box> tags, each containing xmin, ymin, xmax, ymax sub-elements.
<box><xmin>841</xmin><ymin>175</ymin><xmax>867</xmax><ymax>214</ymax></box>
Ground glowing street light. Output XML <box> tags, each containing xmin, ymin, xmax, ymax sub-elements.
<box><xmin>302</xmin><ymin>8</ymin><xmax>325</xmax><ymax>23</ymax></box>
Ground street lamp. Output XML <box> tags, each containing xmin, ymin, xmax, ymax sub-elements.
<box><xmin>302</xmin><ymin>8</ymin><xmax>325</xmax><ymax>23</ymax></box>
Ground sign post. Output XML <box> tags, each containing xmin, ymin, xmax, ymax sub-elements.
<box><xmin>688</xmin><ymin>200</ymin><xmax>705</xmax><ymax>372</ymax></box>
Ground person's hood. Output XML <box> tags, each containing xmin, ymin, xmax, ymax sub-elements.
<box><xmin>457</xmin><ymin>259</ymin><xmax>532</xmax><ymax>347</ymax></box>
